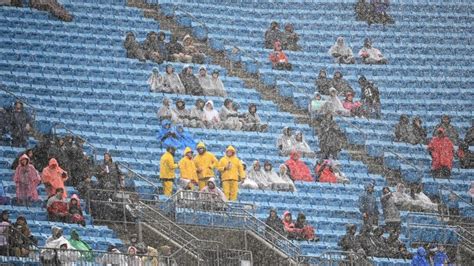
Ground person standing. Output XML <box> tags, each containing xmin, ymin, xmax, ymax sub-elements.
<box><xmin>381</xmin><ymin>187</ymin><xmax>401</xmax><ymax>233</ymax></box>
<box><xmin>218</xmin><ymin>146</ymin><xmax>245</xmax><ymax>201</ymax></box>
<box><xmin>359</xmin><ymin>183</ymin><xmax>379</xmax><ymax>228</ymax></box>
<box><xmin>160</xmin><ymin>146</ymin><xmax>178</xmax><ymax>196</ymax></box>
<box><xmin>10</xmin><ymin>101</ymin><xmax>32</xmax><ymax>148</ymax></box>
<box><xmin>41</xmin><ymin>158</ymin><xmax>68</xmax><ymax>199</ymax></box>
<box><xmin>193</xmin><ymin>142</ymin><xmax>218</xmax><ymax>190</ymax></box>
<box><xmin>179</xmin><ymin>147</ymin><xmax>198</xmax><ymax>189</ymax></box>
<box><xmin>13</xmin><ymin>154</ymin><xmax>41</xmax><ymax>206</ymax></box>
<box><xmin>428</xmin><ymin>128</ymin><xmax>454</xmax><ymax>178</ymax></box>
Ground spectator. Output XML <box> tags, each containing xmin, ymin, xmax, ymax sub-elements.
<box><xmin>128</xmin><ymin>246</ymin><xmax>143</xmax><ymax>265</ymax></box>
<box><xmin>359</xmin><ymin>76</ymin><xmax>381</xmax><ymax>119</ymax></box>
<box><xmin>242</xmin><ymin>104</ymin><xmax>268</xmax><ymax>132</ymax></box>
<box><xmin>200</xmin><ymin>178</ymin><xmax>226</xmax><ymax>202</ymax></box>
<box><xmin>319</xmin><ymin>114</ymin><xmax>346</xmax><ymax>159</ymax></box>
<box><xmin>458</xmin><ymin>141</ymin><xmax>474</xmax><ymax>169</ymax></box>
<box><xmin>329</xmin><ymin>37</ymin><xmax>355</xmax><ymax>64</ymax></box>
<box><xmin>431</xmin><ymin>244</ymin><xmax>448</xmax><ymax>266</ymax></box>
<box><xmin>316</xmin><ymin>69</ymin><xmax>332</xmax><ymax>95</ymax></box>
<box><xmin>197</xmin><ymin>67</ymin><xmax>213</xmax><ymax>95</ymax></box>
<box><xmin>143</xmin><ymin>246</ymin><xmax>159</xmax><ymax>266</ymax></box>
<box><xmin>269</xmin><ymin>41</ymin><xmax>292</xmax><ymax>70</ymax></box>
<box><xmin>411</xmin><ymin>247</ymin><xmax>429</xmax><ymax>266</ymax></box>
<box><xmin>193</xmin><ymin>142</ymin><xmax>218</xmax><ymax>190</ymax></box>
<box><xmin>2</xmin><ymin>0</ymin><xmax>22</xmax><ymax>7</ymax></box>
<box><xmin>218</xmin><ymin>146</ymin><xmax>245</xmax><ymax>201</ymax></box>
<box><xmin>394</xmin><ymin>115</ymin><xmax>411</xmax><ymax>143</ymax></box>
<box><xmin>265</xmin><ymin>209</ymin><xmax>284</xmax><ymax>234</ymax></box>
<box><xmin>157</xmin><ymin>98</ymin><xmax>176</xmax><ymax>122</ymax></box>
<box><xmin>261</xmin><ymin>161</ymin><xmax>295</xmax><ymax>192</ymax></box>
<box><xmin>47</xmin><ymin>188</ymin><xmax>69</xmax><ymax>222</ymax></box>
<box><xmin>203</xmin><ymin>101</ymin><xmax>221</xmax><ymax>129</ymax></box>
<box><xmin>189</xmin><ymin>99</ymin><xmax>206</xmax><ymax>128</ymax></box>
<box><xmin>359</xmin><ymin>38</ymin><xmax>388</xmax><ymax>64</ymax></box>
<box><xmin>68</xmin><ymin>230</ymin><xmax>93</xmax><ymax>262</ymax></box>
<box><xmin>10</xmin><ymin>101</ymin><xmax>32</xmax><ymax>148</ymax></box>
<box><xmin>41</xmin><ymin>226</ymin><xmax>78</xmax><ymax>265</ymax></box>
<box><xmin>354</xmin><ymin>0</ymin><xmax>370</xmax><ymax>21</ymax></box>
<box><xmin>124</xmin><ymin>32</ymin><xmax>146</xmax><ymax>62</ymax></box>
<box><xmin>433</xmin><ymin>115</ymin><xmax>459</xmax><ymax>144</ymax></box>
<box><xmin>339</xmin><ymin>224</ymin><xmax>361</xmax><ymax>252</ymax></box>
<box><xmin>143</xmin><ymin>31</ymin><xmax>165</xmax><ymax>64</ymax></box>
<box><xmin>13</xmin><ymin>154</ymin><xmax>41</xmax><ymax>206</ymax></box>
<box><xmin>163</xmin><ymin>65</ymin><xmax>185</xmax><ymax>94</ymax></box>
<box><xmin>156</xmin><ymin>31</ymin><xmax>169</xmax><ymax>61</ymax></box>
<box><xmin>372</xmin><ymin>227</ymin><xmax>390</xmax><ymax>257</ymax></box>
<box><xmin>9</xmin><ymin>216</ymin><xmax>36</xmax><ymax>257</ymax></box>
<box><xmin>179</xmin><ymin>66</ymin><xmax>204</xmax><ymax>95</ymax></box>
<box><xmin>0</xmin><ymin>211</ymin><xmax>9</xmax><ymax>256</ymax></box>
<box><xmin>294</xmin><ymin>213</ymin><xmax>318</xmax><ymax>241</ymax></box>
<box><xmin>428</xmin><ymin>128</ymin><xmax>454</xmax><ymax>178</ymax></box>
<box><xmin>148</xmin><ymin>67</ymin><xmax>164</xmax><ymax>93</ymax></box>
<box><xmin>282</xmin><ymin>211</ymin><xmax>316</xmax><ymax>241</ymax></box>
<box><xmin>96</xmin><ymin>152</ymin><xmax>123</xmax><ymax>191</ymax></box>
<box><xmin>209</xmin><ymin>70</ymin><xmax>227</xmax><ymax>97</ymax></box>
<box><xmin>264</xmin><ymin>21</ymin><xmax>282</xmax><ymax>49</ymax></box>
<box><xmin>469</xmin><ymin>182</ymin><xmax>474</xmax><ymax>203</ymax></box>
<box><xmin>465</xmin><ymin>120</ymin><xmax>474</xmax><ymax>146</ymax></box>
<box><xmin>381</xmin><ymin>187</ymin><xmax>401</xmax><ymax>233</ymax></box>
<box><xmin>179</xmin><ymin>147</ymin><xmax>198</xmax><ymax>187</ymax></box>
<box><xmin>409</xmin><ymin>183</ymin><xmax>438</xmax><ymax>212</ymax></box>
<box><xmin>356</xmin><ymin>225</ymin><xmax>375</xmax><ymax>253</ymax></box>
<box><xmin>171</xmin><ymin>99</ymin><xmax>191</xmax><ymax>126</ymax></box>
<box><xmin>281</xmin><ymin>23</ymin><xmax>300</xmax><ymax>51</ymax></box>
<box><xmin>342</xmin><ymin>92</ymin><xmax>365</xmax><ymax>117</ymax></box>
<box><xmin>359</xmin><ymin>183</ymin><xmax>379</xmax><ymax>227</ymax></box>
<box><xmin>182</xmin><ymin>35</ymin><xmax>205</xmax><ymax>64</ymax></box>
<box><xmin>68</xmin><ymin>194</ymin><xmax>85</xmax><ymax>226</ymax></box>
<box><xmin>157</xmin><ymin>120</ymin><xmax>182</xmax><ymax>149</ymax></box>
<box><xmin>291</xmin><ymin>131</ymin><xmax>315</xmax><ymax>157</ymax></box>
<box><xmin>219</xmin><ymin>99</ymin><xmax>243</xmax><ymax>130</ymax></box>
<box><xmin>42</xmin><ymin>158</ymin><xmax>68</xmax><ymax>199</ymax></box>
<box><xmin>241</xmin><ymin>160</ymin><xmax>270</xmax><ymax>190</ymax></box>
<box><xmin>386</xmin><ymin>230</ymin><xmax>411</xmax><ymax>259</ymax></box>
<box><xmin>97</xmin><ymin>245</ymin><xmax>127</xmax><ymax>265</ymax></box>
<box><xmin>320</xmin><ymin>87</ymin><xmax>350</xmax><ymax>116</ymax></box>
<box><xmin>128</xmin><ymin>234</ymin><xmax>147</xmax><ymax>255</ymax></box>
<box><xmin>160</xmin><ymin>146</ymin><xmax>178</xmax><ymax>196</ymax></box>
<box><xmin>29</xmin><ymin>0</ymin><xmax>73</xmax><ymax>22</ymax></box>
<box><xmin>0</xmin><ymin>106</ymin><xmax>10</xmax><ymax>139</ymax></box>
<box><xmin>369</xmin><ymin>0</ymin><xmax>394</xmax><ymax>25</ymax></box>
<box><xmin>277</xmin><ymin>127</ymin><xmax>294</xmax><ymax>156</ymax></box>
<box><xmin>167</xmin><ymin>35</ymin><xmax>189</xmax><ymax>63</ymax></box>
<box><xmin>285</xmin><ymin>151</ymin><xmax>312</xmax><ymax>182</ymax></box>
<box><xmin>315</xmin><ymin>159</ymin><xmax>349</xmax><ymax>184</ymax></box>
<box><xmin>410</xmin><ymin>116</ymin><xmax>427</xmax><ymax>145</ymax></box>
<box><xmin>308</xmin><ymin>93</ymin><xmax>326</xmax><ymax>121</ymax></box>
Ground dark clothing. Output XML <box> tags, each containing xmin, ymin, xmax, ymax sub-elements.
<box><xmin>166</xmin><ymin>41</ymin><xmax>184</xmax><ymax>58</ymax></box>
<box><xmin>265</xmin><ymin>215</ymin><xmax>284</xmax><ymax>235</ymax></box>
<box><xmin>355</xmin><ymin>0</ymin><xmax>370</xmax><ymax>21</ymax></box>
<box><xmin>465</xmin><ymin>126</ymin><xmax>474</xmax><ymax>146</ymax></box>
<box><xmin>331</xmin><ymin>78</ymin><xmax>354</xmax><ymax>95</ymax></box>
<box><xmin>124</xmin><ymin>35</ymin><xmax>146</xmax><ymax>61</ymax></box>
<box><xmin>264</xmin><ymin>29</ymin><xmax>282</xmax><ymax>49</ymax></box>
<box><xmin>394</xmin><ymin>118</ymin><xmax>411</xmax><ymax>143</ymax></box>
<box><xmin>143</xmin><ymin>35</ymin><xmax>165</xmax><ymax>64</ymax></box>
<box><xmin>316</xmin><ymin>77</ymin><xmax>332</xmax><ymax>96</ymax></box>
<box><xmin>319</xmin><ymin>118</ymin><xmax>345</xmax><ymax>159</ymax></box>
<box><xmin>29</xmin><ymin>0</ymin><xmax>73</xmax><ymax>22</ymax></box>
<box><xmin>281</xmin><ymin>31</ymin><xmax>300</xmax><ymax>51</ymax></box>
<box><xmin>433</xmin><ymin>123</ymin><xmax>459</xmax><ymax>144</ymax></box>
<box><xmin>410</xmin><ymin>124</ymin><xmax>427</xmax><ymax>145</ymax></box>
<box><xmin>96</xmin><ymin>161</ymin><xmax>123</xmax><ymax>190</ymax></box>
<box><xmin>179</xmin><ymin>71</ymin><xmax>204</xmax><ymax>96</ymax></box>
<box><xmin>10</xmin><ymin>109</ymin><xmax>32</xmax><ymax>148</ymax></box>
<box><xmin>339</xmin><ymin>233</ymin><xmax>361</xmax><ymax>252</ymax></box>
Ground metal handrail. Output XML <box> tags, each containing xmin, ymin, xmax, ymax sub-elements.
<box><xmin>384</xmin><ymin>149</ymin><xmax>425</xmax><ymax>180</ymax></box>
<box><xmin>116</xmin><ymin>162</ymin><xmax>160</xmax><ymax>190</ymax></box>
<box><xmin>438</xmin><ymin>184</ymin><xmax>474</xmax><ymax>208</ymax></box>
<box><xmin>171</xmin><ymin>4</ymin><xmax>209</xmax><ymax>30</ymax></box>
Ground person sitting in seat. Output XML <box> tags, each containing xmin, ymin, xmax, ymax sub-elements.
<box><xmin>265</xmin><ymin>209</ymin><xmax>284</xmax><ymax>235</ymax></box>
<box><xmin>262</xmin><ymin>162</ymin><xmax>296</xmax><ymax>192</ymax></box>
<box><xmin>203</xmin><ymin>101</ymin><xmax>222</xmax><ymax>129</ymax></box>
<box><xmin>197</xmin><ymin>67</ymin><xmax>213</xmax><ymax>95</ymax></box>
<box><xmin>124</xmin><ymin>32</ymin><xmax>146</xmax><ymax>62</ymax></box>
<box><xmin>394</xmin><ymin>115</ymin><xmax>412</xmax><ymax>143</ymax></box>
<box><xmin>157</xmin><ymin>120</ymin><xmax>183</xmax><ymax>149</ymax></box>
<box><xmin>179</xmin><ymin>66</ymin><xmax>204</xmax><ymax>96</ymax></box>
<box><xmin>331</xmin><ymin>71</ymin><xmax>354</xmax><ymax>95</ymax></box>
<box><xmin>359</xmin><ymin>38</ymin><xmax>388</xmax><ymax>64</ymax></box>
<box><xmin>241</xmin><ymin>160</ymin><xmax>271</xmax><ymax>190</ymax></box>
<box><xmin>409</xmin><ymin>183</ymin><xmax>438</xmax><ymax>212</ymax></box>
<box><xmin>369</xmin><ymin>0</ymin><xmax>395</xmax><ymax>25</ymax></box>
<box><xmin>9</xmin><ymin>216</ymin><xmax>37</xmax><ymax>257</ymax></box>
<box><xmin>342</xmin><ymin>92</ymin><xmax>365</xmax><ymax>117</ymax></box>
<box><xmin>242</xmin><ymin>104</ymin><xmax>268</xmax><ymax>132</ymax></box>
<box><xmin>309</xmin><ymin>93</ymin><xmax>326</xmax><ymax>122</ymax></box>
<box><xmin>156</xmin><ymin>31</ymin><xmax>169</xmax><ymax>61</ymax></box>
<box><xmin>458</xmin><ymin>141</ymin><xmax>474</xmax><ymax>169</ymax></box>
<box><xmin>143</xmin><ymin>31</ymin><xmax>165</xmax><ymax>64</ymax></box>
<box><xmin>319</xmin><ymin>114</ymin><xmax>346</xmax><ymax>159</ymax></box>
<box><xmin>291</xmin><ymin>131</ymin><xmax>315</xmax><ymax>158</ymax></box>
<box><xmin>386</xmin><ymin>230</ymin><xmax>411</xmax><ymax>259</ymax></box>
<box><xmin>47</xmin><ymin>188</ymin><xmax>69</xmax><ymax>223</ymax></box>
<box><xmin>68</xmin><ymin>194</ymin><xmax>85</xmax><ymax>226</ymax></box>
<box><xmin>339</xmin><ymin>224</ymin><xmax>361</xmax><ymax>252</ymax></box>
<box><xmin>411</xmin><ymin>247</ymin><xmax>429</xmax><ymax>266</ymax></box>
<box><xmin>148</xmin><ymin>67</ymin><xmax>164</xmax><ymax>93</ymax></box>
<box><xmin>209</xmin><ymin>70</ymin><xmax>227</xmax><ymax>97</ymax></box>
<box><xmin>409</xmin><ymin>116</ymin><xmax>427</xmax><ymax>145</ymax></box>
<box><xmin>219</xmin><ymin>99</ymin><xmax>243</xmax><ymax>131</ymax></box>
<box><xmin>157</xmin><ymin>98</ymin><xmax>176</xmax><ymax>122</ymax></box>
<box><xmin>171</xmin><ymin>99</ymin><xmax>191</xmax><ymax>127</ymax></box>
<box><xmin>68</xmin><ymin>230</ymin><xmax>93</xmax><ymax>262</ymax></box>
<box><xmin>315</xmin><ymin>159</ymin><xmax>349</xmax><ymax>184</ymax></box>
<box><xmin>465</xmin><ymin>120</ymin><xmax>474</xmax><ymax>146</ymax></box>
<box><xmin>283</xmin><ymin>211</ymin><xmax>318</xmax><ymax>241</ymax></box>
<box><xmin>359</xmin><ymin>76</ymin><xmax>381</xmax><ymax>119</ymax></box>
<box><xmin>96</xmin><ymin>152</ymin><xmax>123</xmax><ymax>191</ymax></box>
<box><xmin>285</xmin><ymin>151</ymin><xmax>313</xmax><ymax>182</ymax></box>
<box><xmin>41</xmin><ymin>226</ymin><xmax>79</xmax><ymax>265</ymax></box>
<box><xmin>428</xmin><ymin>128</ymin><xmax>454</xmax><ymax>178</ymax></box>
<box><xmin>189</xmin><ymin>99</ymin><xmax>206</xmax><ymax>128</ymax></box>
<box><xmin>354</xmin><ymin>0</ymin><xmax>370</xmax><ymax>21</ymax></box>
<box><xmin>433</xmin><ymin>115</ymin><xmax>459</xmax><ymax>144</ymax></box>
<box><xmin>264</xmin><ymin>21</ymin><xmax>282</xmax><ymax>49</ymax></box>
<box><xmin>29</xmin><ymin>0</ymin><xmax>73</xmax><ymax>22</ymax></box>
<box><xmin>167</xmin><ymin>35</ymin><xmax>189</xmax><ymax>63</ymax></box>
<box><xmin>320</xmin><ymin>87</ymin><xmax>350</xmax><ymax>117</ymax></box>
<box><xmin>281</xmin><ymin>24</ymin><xmax>301</xmax><ymax>51</ymax></box>
<box><xmin>176</xmin><ymin>126</ymin><xmax>196</xmax><ymax>152</ymax></box>
<box><xmin>316</xmin><ymin>69</ymin><xmax>332</xmax><ymax>96</ymax></box>
<box><xmin>277</xmin><ymin>127</ymin><xmax>294</xmax><ymax>156</ymax></box>
<box><xmin>183</xmin><ymin>35</ymin><xmax>205</xmax><ymax>64</ymax></box>
<box><xmin>329</xmin><ymin>37</ymin><xmax>355</xmax><ymax>64</ymax></box>
<box><xmin>163</xmin><ymin>65</ymin><xmax>185</xmax><ymax>94</ymax></box>
<box><xmin>269</xmin><ymin>41</ymin><xmax>292</xmax><ymax>71</ymax></box>
<box><xmin>200</xmin><ymin>178</ymin><xmax>226</xmax><ymax>202</ymax></box>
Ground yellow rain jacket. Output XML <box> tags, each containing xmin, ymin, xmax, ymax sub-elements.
<box><xmin>159</xmin><ymin>151</ymin><xmax>177</xmax><ymax>179</ymax></box>
<box><xmin>193</xmin><ymin>142</ymin><xmax>218</xmax><ymax>180</ymax></box>
<box><xmin>218</xmin><ymin>146</ymin><xmax>245</xmax><ymax>181</ymax></box>
<box><xmin>179</xmin><ymin>147</ymin><xmax>198</xmax><ymax>182</ymax></box>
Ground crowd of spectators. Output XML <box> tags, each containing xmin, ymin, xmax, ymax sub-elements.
<box><xmin>4</xmin><ymin>0</ymin><xmax>73</xmax><ymax>21</ymax></box>
<box><xmin>265</xmin><ymin>209</ymin><xmax>319</xmax><ymax>242</ymax></box>
<box><xmin>355</xmin><ymin>0</ymin><xmax>395</xmax><ymax>26</ymax></box>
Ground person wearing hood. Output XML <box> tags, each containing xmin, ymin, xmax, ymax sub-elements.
<box><xmin>219</xmin><ymin>99</ymin><xmax>243</xmax><ymax>131</ymax></box>
<box><xmin>319</xmin><ymin>114</ymin><xmax>346</xmax><ymax>159</ymax></box>
<box><xmin>143</xmin><ymin>31</ymin><xmax>165</xmax><ymax>64</ymax></box>
<box><xmin>433</xmin><ymin>115</ymin><xmax>459</xmax><ymax>144</ymax></box>
<box><xmin>339</xmin><ymin>224</ymin><xmax>361</xmax><ymax>252</ymax></box>
<box><xmin>179</xmin><ymin>147</ymin><xmax>198</xmax><ymax>187</ymax></box>
<box><xmin>316</xmin><ymin>69</ymin><xmax>332</xmax><ymax>96</ymax></box>
<box><xmin>391</xmin><ymin>183</ymin><xmax>412</xmax><ymax>209</ymax></box>
<box><xmin>409</xmin><ymin>116</ymin><xmax>427</xmax><ymax>145</ymax></box>
<box><xmin>431</xmin><ymin>244</ymin><xmax>449</xmax><ymax>266</ymax></box>
<box><xmin>342</xmin><ymin>91</ymin><xmax>365</xmax><ymax>117</ymax></box>
<box><xmin>203</xmin><ymin>101</ymin><xmax>222</xmax><ymax>129</ymax></box>
<box><xmin>209</xmin><ymin>70</ymin><xmax>227</xmax><ymax>97</ymax></box>
<box><xmin>162</xmin><ymin>65</ymin><xmax>185</xmax><ymax>94</ymax></box>
<box><xmin>331</xmin><ymin>71</ymin><xmax>354</xmax><ymax>95</ymax></box>
<box><xmin>411</xmin><ymin>247</ymin><xmax>429</xmax><ymax>266</ymax></box>
<box><xmin>285</xmin><ymin>151</ymin><xmax>313</xmax><ymax>182</ymax></box>
<box><xmin>160</xmin><ymin>146</ymin><xmax>178</xmax><ymax>196</ymax></box>
<box><xmin>329</xmin><ymin>37</ymin><xmax>355</xmax><ymax>64</ymax></box>
<box><xmin>42</xmin><ymin>158</ymin><xmax>68</xmax><ymax>198</ymax></box>
<box><xmin>167</xmin><ymin>35</ymin><xmax>189</xmax><ymax>62</ymax></box>
<box><xmin>68</xmin><ymin>229</ymin><xmax>93</xmax><ymax>262</ymax></box>
<box><xmin>171</xmin><ymin>98</ymin><xmax>191</xmax><ymax>126</ymax></box>
<box><xmin>359</xmin><ymin>183</ymin><xmax>379</xmax><ymax>227</ymax></box>
<box><xmin>157</xmin><ymin>31</ymin><xmax>169</xmax><ymax>60</ymax></box>
<box><xmin>9</xmin><ymin>216</ymin><xmax>36</xmax><ymax>257</ymax></box>
<box><xmin>96</xmin><ymin>152</ymin><xmax>123</xmax><ymax>190</ymax></box>
<box><xmin>43</xmin><ymin>226</ymin><xmax>80</xmax><ymax>265</ymax></box>
<box><xmin>47</xmin><ymin>188</ymin><xmax>69</xmax><ymax>222</ymax></box>
<box><xmin>359</xmin><ymin>76</ymin><xmax>381</xmax><ymax>119</ymax></box>
<box><xmin>381</xmin><ymin>187</ymin><xmax>401</xmax><ymax>233</ymax></box>
<box><xmin>277</xmin><ymin>127</ymin><xmax>294</xmax><ymax>156</ymax></box>
<box><xmin>309</xmin><ymin>92</ymin><xmax>326</xmax><ymax>121</ymax></box>
<box><xmin>281</xmin><ymin>211</ymin><xmax>298</xmax><ymax>239</ymax></box>
<box><xmin>281</xmin><ymin>23</ymin><xmax>300</xmax><ymax>51</ymax></box>
<box><xmin>242</xmin><ymin>104</ymin><xmax>268</xmax><ymax>132</ymax></box>
<box><xmin>197</xmin><ymin>67</ymin><xmax>213</xmax><ymax>95</ymax></box>
<box><xmin>0</xmin><ymin>211</ymin><xmax>9</xmax><ymax>256</ymax></box>
<box><xmin>68</xmin><ymin>194</ymin><xmax>85</xmax><ymax>226</ymax></box>
<box><xmin>458</xmin><ymin>141</ymin><xmax>474</xmax><ymax>169</ymax></box>
<box><xmin>13</xmin><ymin>154</ymin><xmax>41</xmax><ymax>205</ymax></box>
<box><xmin>183</xmin><ymin>35</ymin><xmax>205</xmax><ymax>64</ymax></box>
<box><xmin>242</xmin><ymin>160</ymin><xmax>271</xmax><ymax>190</ymax></box>
<box><xmin>265</xmin><ymin>209</ymin><xmax>284</xmax><ymax>235</ymax></box>
<box><xmin>320</xmin><ymin>87</ymin><xmax>351</xmax><ymax>116</ymax></box>
<box><xmin>193</xmin><ymin>142</ymin><xmax>218</xmax><ymax>190</ymax></box>
<box><xmin>10</xmin><ymin>101</ymin><xmax>32</xmax><ymax>148</ymax></box>
<box><xmin>294</xmin><ymin>213</ymin><xmax>318</xmax><ymax>241</ymax></box>
<box><xmin>359</xmin><ymin>38</ymin><xmax>388</xmax><ymax>64</ymax></box>
<box><xmin>269</xmin><ymin>41</ymin><xmax>292</xmax><ymax>70</ymax></box>
<box><xmin>218</xmin><ymin>146</ymin><xmax>245</xmax><ymax>201</ymax></box>
<box><xmin>315</xmin><ymin>159</ymin><xmax>348</xmax><ymax>184</ymax></box>
<box><xmin>179</xmin><ymin>66</ymin><xmax>204</xmax><ymax>95</ymax></box>
<box><xmin>124</xmin><ymin>32</ymin><xmax>146</xmax><ymax>62</ymax></box>
<box><xmin>394</xmin><ymin>115</ymin><xmax>412</xmax><ymax>143</ymax></box>
<box><xmin>200</xmin><ymin>178</ymin><xmax>226</xmax><ymax>202</ymax></box>
<box><xmin>157</xmin><ymin>120</ymin><xmax>182</xmax><ymax>149</ymax></box>
<box><xmin>428</xmin><ymin>128</ymin><xmax>454</xmax><ymax>178</ymax></box>
<box><xmin>409</xmin><ymin>183</ymin><xmax>438</xmax><ymax>212</ymax></box>
<box><xmin>143</xmin><ymin>246</ymin><xmax>159</xmax><ymax>266</ymax></box>
<box><xmin>176</xmin><ymin>125</ymin><xmax>196</xmax><ymax>149</ymax></box>
<box><xmin>157</xmin><ymin>98</ymin><xmax>177</xmax><ymax>122</ymax></box>
<box><xmin>148</xmin><ymin>67</ymin><xmax>165</xmax><ymax>93</ymax></box>
<box><xmin>189</xmin><ymin>99</ymin><xmax>206</xmax><ymax>128</ymax></box>
<box><xmin>127</xmin><ymin>245</ymin><xmax>143</xmax><ymax>266</ymax></box>
<box><xmin>263</xmin><ymin>162</ymin><xmax>296</xmax><ymax>192</ymax></box>
<box><xmin>291</xmin><ymin>131</ymin><xmax>315</xmax><ymax>157</ymax></box>
<box><xmin>264</xmin><ymin>21</ymin><xmax>282</xmax><ymax>49</ymax></box>
<box><xmin>354</xmin><ymin>0</ymin><xmax>370</xmax><ymax>21</ymax></box>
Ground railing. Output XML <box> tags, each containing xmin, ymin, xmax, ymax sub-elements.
<box><xmin>298</xmin><ymin>250</ymin><xmax>374</xmax><ymax>265</ymax></box>
<box><xmin>384</xmin><ymin>149</ymin><xmax>425</xmax><ymax>180</ymax></box>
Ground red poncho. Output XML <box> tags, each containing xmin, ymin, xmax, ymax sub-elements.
<box><xmin>428</xmin><ymin>136</ymin><xmax>454</xmax><ymax>170</ymax></box>
<box><xmin>285</xmin><ymin>151</ymin><xmax>313</xmax><ymax>182</ymax></box>
<box><xmin>42</xmin><ymin>158</ymin><xmax>68</xmax><ymax>198</ymax></box>
<box><xmin>316</xmin><ymin>164</ymin><xmax>337</xmax><ymax>183</ymax></box>
<box><xmin>13</xmin><ymin>154</ymin><xmax>40</xmax><ymax>201</ymax></box>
